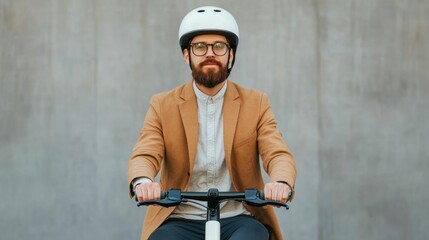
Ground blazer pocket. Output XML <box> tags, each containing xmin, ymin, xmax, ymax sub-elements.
<box><xmin>233</xmin><ymin>131</ymin><xmax>257</xmax><ymax>149</ymax></box>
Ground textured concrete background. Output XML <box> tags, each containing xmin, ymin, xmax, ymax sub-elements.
<box><xmin>1</xmin><ymin>0</ymin><xmax>428</xmax><ymax>240</ymax></box>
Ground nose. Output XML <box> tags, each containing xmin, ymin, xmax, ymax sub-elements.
<box><xmin>205</xmin><ymin>45</ymin><xmax>216</xmax><ymax>56</ymax></box>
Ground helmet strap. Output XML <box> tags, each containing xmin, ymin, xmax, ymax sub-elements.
<box><xmin>187</xmin><ymin>47</ymin><xmax>194</xmax><ymax>71</ymax></box>
<box><xmin>226</xmin><ymin>48</ymin><xmax>236</xmax><ymax>78</ymax></box>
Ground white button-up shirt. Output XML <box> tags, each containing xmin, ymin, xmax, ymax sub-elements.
<box><xmin>169</xmin><ymin>81</ymin><xmax>249</xmax><ymax>220</ymax></box>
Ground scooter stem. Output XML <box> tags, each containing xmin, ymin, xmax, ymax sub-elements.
<box><xmin>205</xmin><ymin>220</ymin><xmax>220</xmax><ymax>240</ymax></box>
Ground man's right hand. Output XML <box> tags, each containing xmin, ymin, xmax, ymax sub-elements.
<box><xmin>135</xmin><ymin>182</ymin><xmax>161</xmax><ymax>202</ymax></box>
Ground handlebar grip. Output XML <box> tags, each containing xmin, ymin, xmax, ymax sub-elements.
<box><xmin>134</xmin><ymin>190</ymin><xmax>168</xmax><ymax>202</ymax></box>
<box><xmin>160</xmin><ymin>191</ymin><xmax>167</xmax><ymax>199</ymax></box>
<box><xmin>258</xmin><ymin>190</ymin><xmax>265</xmax><ymax>200</ymax></box>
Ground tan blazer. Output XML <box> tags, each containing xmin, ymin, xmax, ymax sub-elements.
<box><xmin>128</xmin><ymin>80</ymin><xmax>296</xmax><ymax>240</ymax></box>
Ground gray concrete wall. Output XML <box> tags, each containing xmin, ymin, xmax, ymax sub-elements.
<box><xmin>1</xmin><ymin>0</ymin><xmax>428</xmax><ymax>239</ymax></box>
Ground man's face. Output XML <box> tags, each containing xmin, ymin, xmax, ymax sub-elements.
<box><xmin>183</xmin><ymin>34</ymin><xmax>234</xmax><ymax>88</ymax></box>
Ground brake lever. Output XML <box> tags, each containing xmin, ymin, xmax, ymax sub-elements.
<box><xmin>244</xmin><ymin>189</ymin><xmax>289</xmax><ymax>209</ymax></box>
<box><xmin>245</xmin><ymin>198</ymin><xmax>289</xmax><ymax>209</ymax></box>
<box><xmin>137</xmin><ymin>199</ymin><xmax>181</xmax><ymax>208</ymax></box>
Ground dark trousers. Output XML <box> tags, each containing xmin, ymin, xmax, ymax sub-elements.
<box><xmin>148</xmin><ymin>215</ymin><xmax>269</xmax><ymax>240</ymax></box>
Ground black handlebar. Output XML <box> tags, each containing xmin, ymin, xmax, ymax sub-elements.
<box><xmin>136</xmin><ymin>188</ymin><xmax>289</xmax><ymax>210</ymax></box>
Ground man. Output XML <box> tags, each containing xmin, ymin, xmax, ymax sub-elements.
<box><xmin>128</xmin><ymin>6</ymin><xmax>297</xmax><ymax>240</ymax></box>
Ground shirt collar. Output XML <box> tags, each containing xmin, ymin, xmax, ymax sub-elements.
<box><xmin>193</xmin><ymin>80</ymin><xmax>228</xmax><ymax>103</ymax></box>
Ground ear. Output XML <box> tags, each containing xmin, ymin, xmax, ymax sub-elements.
<box><xmin>183</xmin><ymin>49</ymin><xmax>190</xmax><ymax>65</ymax></box>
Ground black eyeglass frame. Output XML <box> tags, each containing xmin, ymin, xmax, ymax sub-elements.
<box><xmin>189</xmin><ymin>42</ymin><xmax>231</xmax><ymax>56</ymax></box>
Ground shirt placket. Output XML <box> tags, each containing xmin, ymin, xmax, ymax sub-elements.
<box><xmin>207</xmin><ymin>97</ymin><xmax>216</xmax><ymax>187</ymax></box>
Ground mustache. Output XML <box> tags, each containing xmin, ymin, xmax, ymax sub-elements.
<box><xmin>199</xmin><ymin>59</ymin><xmax>222</xmax><ymax>68</ymax></box>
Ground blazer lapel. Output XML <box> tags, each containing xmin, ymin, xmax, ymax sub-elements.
<box><xmin>223</xmin><ymin>81</ymin><xmax>241</xmax><ymax>166</ymax></box>
<box><xmin>179</xmin><ymin>82</ymin><xmax>199</xmax><ymax>173</ymax></box>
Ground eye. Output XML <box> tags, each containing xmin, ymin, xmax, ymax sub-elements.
<box><xmin>213</xmin><ymin>42</ymin><xmax>226</xmax><ymax>50</ymax></box>
<box><xmin>194</xmin><ymin>43</ymin><xmax>207</xmax><ymax>50</ymax></box>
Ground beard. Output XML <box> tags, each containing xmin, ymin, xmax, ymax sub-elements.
<box><xmin>191</xmin><ymin>58</ymin><xmax>228</xmax><ymax>88</ymax></box>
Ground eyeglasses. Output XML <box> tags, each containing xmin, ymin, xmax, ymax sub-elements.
<box><xmin>189</xmin><ymin>42</ymin><xmax>230</xmax><ymax>56</ymax></box>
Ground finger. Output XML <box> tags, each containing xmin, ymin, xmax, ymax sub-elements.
<box><xmin>264</xmin><ymin>185</ymin><xmax>272</xmax><ymax>200</ymax></box>
<box><xmin>147</xmin><ymin>184</ymin><xmax>154</xmax><ymax>200</ymax></box>
<box><xmin>281</xmin><ymin>185</ymin><xmax>291</xmax><ymax>203</ymax></box>
<box><xmin>154</xmin><ymin>184</ymin><xmax>161</xmax><ymax>200</ymax></box>
<box><xmin>141</xmin><ymin>183</ymin><xmax>149</xmax><ymax>201</ymax></box>
<box><xmin>278</xmin><ymin>189</ymin><xmax>287</xmax><ymax>203</ymax></box>
<box><xmin>273</xmin><ymin>183</ymin><xmax>283</xmax><ymax>201</ymax></box>
<box><xmin>284</xmin><ymin>185</ymin><xmax>292</xmax><ymax>202</ymax></box>
<box><xmin>283</xmin><ymin>191</ymin><xmax>289</xmax><ymax>203</ymax></box>
<box><xmin>136</xmin><ymin>185</ymin><xmax>144</xmax><ymax>202</ymax></box>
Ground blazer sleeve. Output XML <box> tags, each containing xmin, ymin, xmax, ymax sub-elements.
<box><xmin>127</xmin><ymin>95</ymin><xmax>165</xmax><ymax>197</ymax></box>
<box><xmin>257</xmin><ymin>93</ymin><xmax>297</xmax><ymax>200</ymax></box>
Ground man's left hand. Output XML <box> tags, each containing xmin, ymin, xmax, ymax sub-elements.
<box><xmin>264</xmin><ymin>182</ymin><xmax>291</xmax><ymax>203</ymax></box>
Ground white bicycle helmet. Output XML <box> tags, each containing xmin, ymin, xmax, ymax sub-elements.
<box><xmin>178</xmin><ymin>6</ymin><xmax>240</xmax><ymax>51</ymax></box>
<box><xmin>179</xmin><ymin>6</ymin><xmax>240</xmax><ymax>75</ymax></box>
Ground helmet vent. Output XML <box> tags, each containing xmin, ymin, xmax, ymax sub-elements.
<box><xmin>214</xmin><ymin>9</ymin><xmax>221</xmax><ymax>12</ymax></box>
<box><xmin>197</xmin><ymin>10</ymin><xmax>205</xmax><ymax>12</ymax></box>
